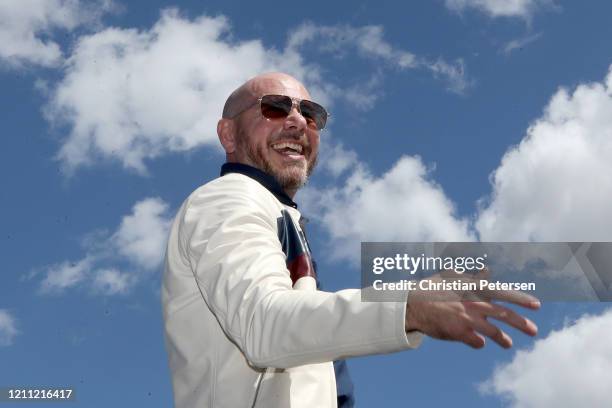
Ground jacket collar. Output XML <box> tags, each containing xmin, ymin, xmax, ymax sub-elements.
<box><xmin>220</xmin><ymin>162</ymin><xmax>298</xmax><ymax>209</ymax></box>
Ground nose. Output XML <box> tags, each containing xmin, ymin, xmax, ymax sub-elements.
<box><xmin>283</xmin><ymin>103</ymin><xmax>308</xmax><ymax>133</ymax></box>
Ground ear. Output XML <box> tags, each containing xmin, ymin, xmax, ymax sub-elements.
<box><xmin>217</xmin><ymin>119</ymin><xmax>236</xmax><ymax>154</ymax></box>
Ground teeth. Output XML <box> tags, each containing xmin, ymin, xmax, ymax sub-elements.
<box><xmin>271</xmin><ymin>142</ymin><xmax>303</xmax><ymax>153</ymax></box>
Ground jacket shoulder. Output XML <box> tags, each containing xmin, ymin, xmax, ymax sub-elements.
<box><xmin>185</xmin><ymin>173</ymin><xmax>284</xmax><ymax>221</ymax></box>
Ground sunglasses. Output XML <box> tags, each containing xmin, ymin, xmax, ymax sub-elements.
<box><xmin>241</xmin><ymin>94</ymin><xmax>329</xmax><ymax>130</ymax></box>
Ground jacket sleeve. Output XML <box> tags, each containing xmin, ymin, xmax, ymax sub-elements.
<box><xmin>180</xmin><ymin>181</ymin><xmax>422</xmax><ymax>369</ymax></box>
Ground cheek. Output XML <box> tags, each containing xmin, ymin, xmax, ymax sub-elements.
<box><xmin>249</xmin><ymin>123</ymin><xmax>274</xmax><ymax>149</ymax></box>
<box><xmin>241</xmin><ymin>125</ymin><xmax>270</xmax><ymax>154</ymax></box>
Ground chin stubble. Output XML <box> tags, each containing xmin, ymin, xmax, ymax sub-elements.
<box><xmin>237</xmin><ymin>132</ymin><xmax>317</xmax><ymax>192</ymax></box>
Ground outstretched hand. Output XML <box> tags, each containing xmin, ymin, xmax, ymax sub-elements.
<box><xmin>404</xmin><ymin>269</ymin><xmax>540</xmax><ymax>349</ymax></box>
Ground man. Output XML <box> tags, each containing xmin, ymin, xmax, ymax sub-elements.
<box><xmin>162</xmin><ymin>72</ymin><xmax>540</xmax><ymax>407</ymax></box>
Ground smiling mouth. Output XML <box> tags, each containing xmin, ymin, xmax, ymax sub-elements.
<box><xmin>270</xmin><ymin>142</ymin><xmax>305</xmax><ymax>157</ymax></box>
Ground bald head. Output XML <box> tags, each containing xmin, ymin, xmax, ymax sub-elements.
<box><xmin>217</xmin><ymin>72</ymin><xmax>320</xmax><ymax>198</ymax></box>
<box><xmin>222</xmin><ymin>72</ymin><xmax>311</xmax><ymax>119</ymax></box>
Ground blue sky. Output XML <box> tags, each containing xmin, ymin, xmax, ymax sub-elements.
<box><xmin>2</xmin><ymin>0</ymin><xmax>612</xmax><ymax>406</ymax></box>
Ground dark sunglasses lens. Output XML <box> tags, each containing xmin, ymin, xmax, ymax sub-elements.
<box><xmin>260</xmin><ymin>95</ymin><xmax>292</xmax><ymax>119</ymax></box>
<box><xmin>300</xmin><ymin>100</ymin><xmax>327</xmax><ymax>130</ymax></box>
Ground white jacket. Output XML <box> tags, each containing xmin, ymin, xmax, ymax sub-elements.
<box><xmin>162</xmin><ymin>164</ymin><xmax>422</xmax><ymax>407</ymax></box>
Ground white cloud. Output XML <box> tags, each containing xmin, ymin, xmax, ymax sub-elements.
<box><xmin>92</xmin><ymin>268</ymin><xmax>131</xmax><ymax>295</ymax></box>
<box><xmin>44</xmin><ymin>12</ymin><xmax>470</xmax><ymax>174</ymax></box>
<box><xmin>45</xmin><ymin>8</ymin><xmax>322</xmax><ymax>174</ymax></box>
<box><xmin>476</xmin><ymin>65</ymin><xmax>612</xmax><ymax>241</ymax></box>
<box><xmin>112</xmin><ymin>197</ymin><xmax>172</xmax><ymax>270</ymax></box>
<box><xmin>40</xmin><ymin>256</ymin><xmax>93</xmax><ymax>293</ymax></box>
<box><xmin>335</xmin><ymin>73</ymin><xmax>384</xmax><ymax>112</ymax></box>
<box><xmin>307</xmin><ymin>65</ymin><xmax>612</xmax><ymax>281</ymax></box>
<box><xmin>480</xmin><ymin>308</ymin><xmax>612</xmax><ymax>407</ymax></box>
<box><xmin>428</xmin><ymin>58</ymin><xmax>470</xmax><ymax>94</ymax></box>
<box><xmin>502</xmin><ymin>32</ymin><xmax>542</xmax><ymax>55</ymax></box>
<box><xmin>287</xmin><ymin>23</ymin><xmax>419</xmax><ymax>69</ymax></box>
<box><xmin>317</xmin><ymin>139</ymin><xmax>359</xmax><ymax>179</ymax></box>
<box><xmin>39</xmin><ymin>197</ymin><xmax>172</xmax><ymax>295</ymax></box>
<box><xmin>0</xmin><ymin>309</ymin><xmax>19</xmax><ymax>346</ymax></box>
<box><xmin>0</xmin><ymin>0</ymin><xmax>113</xmax><ymax>67</ymax></box>
<box><xmin>301</xmin><ymin>154</ymin><xmax>474</xmax><ymax>263</ymax></box>
<box><xmin>445</xmin><ymin>0</ymin><xmax>554</xmax><ymax>19</ymax></box>
<box><xmin>287</xmin><ymin>23</ymin><xmax>471</xmax><ymax>94</ymax></box>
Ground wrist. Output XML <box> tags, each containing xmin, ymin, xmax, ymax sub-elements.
<box><xmin>405</xmin><ymin>302</ymin><xmax>421</xmax><ymax>333</ymax></box>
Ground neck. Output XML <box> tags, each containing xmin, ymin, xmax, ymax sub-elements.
<box><xmin>285</xmin><ymin>187</ymin><xmax>297</xmax><ymax>199</ymax></box>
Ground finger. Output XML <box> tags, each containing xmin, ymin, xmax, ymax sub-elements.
<box><xmin>484</xmin><ymin>288</ymin><xmax>541</xmax><ymax>310</ymax></box>
<box><xmin>461</xmin><ymin>290</ymin><xmax>487</xmax><ymax>302</ymax></box>
<box><xmin>470</xmin><ymin>302</ymin><xmax>538</xmax><ymax>336</ymax></box>
<box><xmin>461</xmin><ymin>328</ymin><xmax>486</xmax><ymax>349</ymax></box>
<box><xmin>469</xmin><ymin>316</ymin><xmax>513</xmax><ymax>348</ymax></box>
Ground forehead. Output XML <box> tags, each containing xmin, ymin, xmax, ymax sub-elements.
<box><xmin>249</xmin><ymin>77</ymin><xmax>311</xmax><ymax>100</ymax></box>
